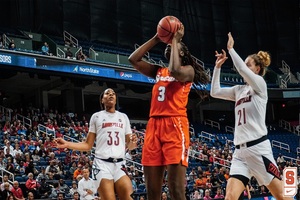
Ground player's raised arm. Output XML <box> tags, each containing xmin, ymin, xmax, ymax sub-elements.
<box><xmin>128</xmin><ymin>34</ymin><xmax>161</xmax><ymax>79</ymax></box>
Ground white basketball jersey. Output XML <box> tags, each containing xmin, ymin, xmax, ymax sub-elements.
<box><xmin>89</xmin><ymin>110</ymin><xmax>132</xmax><ymax>159</ymax></box>
<box><xmin>211</xmin><ymin>48</ymin><xmax>268</xmax><ymax>145</ymax></box>
<box><xmin>232</xmin><ymin>84</ymin><xmax>268</xmax><ymax>145</ymax></box>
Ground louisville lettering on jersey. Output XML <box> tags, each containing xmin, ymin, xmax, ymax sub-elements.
<box><xmin>235</xmin><ymin>95</ymin><xmax>252</xmax><ymax>107</ymax></box>
<box><xmin>102</xmin><ymin>122</ymin><xmax>123</xmax><ymax>128</ymax></box>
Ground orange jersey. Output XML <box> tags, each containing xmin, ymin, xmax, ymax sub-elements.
<box><xmin>150</xmin><ymin>67</ymin><xmax>192</xmax><ymax>117</ymax></box>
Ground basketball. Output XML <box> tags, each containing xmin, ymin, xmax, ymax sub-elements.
<box><xmin>157</xmin><ymin>16</ymin><xmax>181</xmax><ymax>44</ymax></box>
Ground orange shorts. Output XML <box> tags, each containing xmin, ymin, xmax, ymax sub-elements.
<box><xmin>142</xmin><ymin>116</ymin><xmax>190</xmax><ymax>167</ymax></box>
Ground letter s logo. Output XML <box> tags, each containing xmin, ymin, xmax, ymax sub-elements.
<box><xmin>285</xmin><ymin>170</ymin><xmax>294</xmax><ymax>185</ymax></box>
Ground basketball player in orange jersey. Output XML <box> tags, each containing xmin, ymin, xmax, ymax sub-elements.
<box><xmin>129</xmin><ymin>24</ymin><xmax>209</xmax><ymax>200</ymax></box>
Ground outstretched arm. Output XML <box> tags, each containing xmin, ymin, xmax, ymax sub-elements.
<box><xmin>54</xmin><ymin>132</ymin><xmax>95</xmax><ymax>152</ymax></box>
<box><xmin>227</xmin><ymin>33</ymin><xmax>267</xmax><ymax>97</ymax></box>
<box><xmin>128</xmin><ymin>34</ymin><xmax>161</xmax><ymax>79</ymax></box>
<box><xmin>168</xmin><ymin>24</ymin><xmax>195</xmax><ymax>82</ymax></box>
<box><xmin>210</xmin><ymin>50</ymin><xmax>236</xmax><ymax>101</ymax></box>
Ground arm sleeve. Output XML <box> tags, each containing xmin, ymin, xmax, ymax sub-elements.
<box><xmin>210</xmin><ymin>67</ymin><xmax>236</xmax><ymax>101</ymax></box>
<box><xmin>228</xmin><ymin>48</ymin><xmax>267</xmax><ymax>98</ymax></box>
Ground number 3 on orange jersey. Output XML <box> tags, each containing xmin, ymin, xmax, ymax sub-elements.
<box><xmin>158</xmin><ymin>86</ymin><xmax>166</xmax><ymax>101</ymax></box>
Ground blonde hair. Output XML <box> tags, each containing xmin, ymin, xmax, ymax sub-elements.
<box><xmin>248</xmin><ymin>51</ymin><xmax>271</xmax><ymax>76</ymax></box>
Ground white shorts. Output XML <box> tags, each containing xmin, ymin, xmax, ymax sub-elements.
<box><xmin>92</xmin><ymin>158</ymin><xmax>126</xmax><ymax>188</ymax></box>
<box><xmin>230</xmin><ymin>139</ymin><xmax>280</xmax><ymax>186</ymax></box>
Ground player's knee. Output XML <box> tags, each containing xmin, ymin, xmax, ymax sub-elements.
<box><xmin>147</xmin><ymin>190</ymin><xmax>161</xmax><ymax>200</ymax></box>
<box><xmin>270</xmin><ymin>193</ymin><xmax>285</xmax><ymax>200</ymax></box>
<box><xmin>169</xmin><ymin>190</ymin><xmax>185</xmax><ymax>200</ymax></box>
<box><xmin>129</xmin><ymin>191</ymin><xmax>134</xmax><ymax>200</ymax></box>
<box><xmin>146</xmin><ymin>186</ymin><xmax>161</xmax><ymax>199</ymax></box>
<box><xmin>168</xmin><ymin>182</ymin><xmax>185</xmax><ymax>199</ymax></box>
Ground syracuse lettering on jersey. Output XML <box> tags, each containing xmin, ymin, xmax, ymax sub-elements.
<box><xmin>156</xmin><ymin>74</ymin><xmax>176</xmax><ymax>82</ymax></box>
<box><xmin>102</xmin><ymin>122</ymin><xmax>123</xmax><ymax>128</ymax></box>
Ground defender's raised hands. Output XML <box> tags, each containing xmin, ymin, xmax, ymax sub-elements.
<box><xmin>215</xmin><ymin>49</ymin><xmax>228</xmax><ymax>68</ymax></box>
<box><xmin>227</xmin><ymin>32</ymin><xmax>234</xmax><ymax>50</ymax></box>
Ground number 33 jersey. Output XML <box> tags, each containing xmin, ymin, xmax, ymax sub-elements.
<box><xmin>150</xmin><ymin>67</ymin><xmax>192</xmax><ymax>117</ymax></box>
<box><xmin>89</xmin><ymin>110</ymin><xmax>132</xmax><ymax>159</ymax></box>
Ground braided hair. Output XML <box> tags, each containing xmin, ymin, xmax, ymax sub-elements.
<box><xmin>165</xmin><ymin>42</ymin><xmax>210</xmax><ymax>100</ymax></box>
<box><xmin>99</xmin><ymin>91</ymin><xmax>105</xmax><ymax>110</ymax></box>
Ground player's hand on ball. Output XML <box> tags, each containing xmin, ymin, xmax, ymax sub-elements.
<box><xmin>174</xmin><ymin>23</ymin><xmax>184</xmax><ymax>42</ymax></box>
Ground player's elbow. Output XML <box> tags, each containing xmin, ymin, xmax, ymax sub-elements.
<box><xmin>128</xmin><ymin>55</ymin><xmax>138</xmax><ymax>66</ymax></box>
<box><xmin>86</xmin><ymin>143</ymin><xmax>94</xmax><ymax>151</ymax></box>
<box><xmin>170</xmin><ymin>70</ymin><xmax>189</xmax><ymax>82</ymax></box>
<box><xmin>81</xmin><ymin>141</ymin><xmax>93</xmax><ymax>152</ymax></box>
<box><xmin>210</xmin><ymin>90</ymin><xmax>218</xmax><ymax>98</ymax></box>
<box><xmin>128</xmin><ymin>56</ymin><xmax>140</xmax><ymax>70</ymax></box>
<box><xmin>169</xmin><ymin>70</ymin><xmax>179</xmax><ymax>78</ymax></box>
<box><xmin>128</xmin><ymin>55</ymin><xmax>134</xmax><ymax>64</ymax></box>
